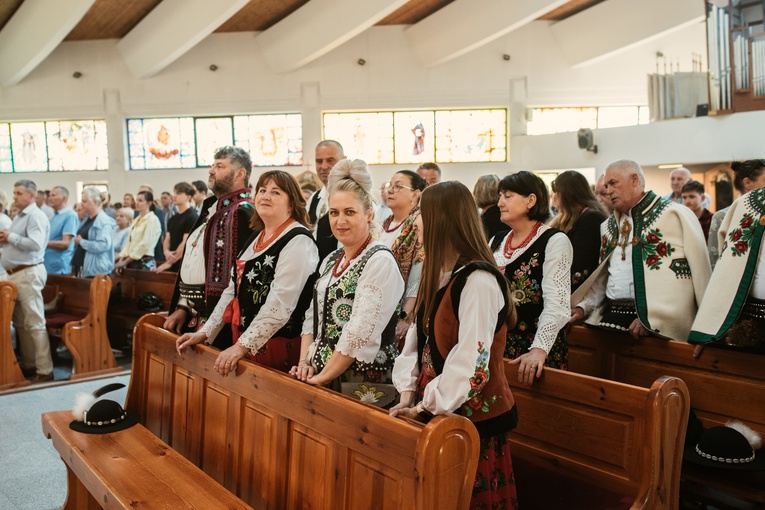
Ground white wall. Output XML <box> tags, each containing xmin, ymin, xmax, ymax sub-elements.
<box><xmin>0</xmin><ymin>19</ymin><xmax>723</xmax><ymax>199</ymax></box>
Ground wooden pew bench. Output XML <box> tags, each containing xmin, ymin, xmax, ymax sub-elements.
<box><xmin>107</xmin><ymin>269</ymin><xmax>177</xmax><ymax>347</ymax></box>
<box><xmin>43</xmin><ymin>314</ymin><xmax>481</xmax><ymax>509</ymax></box>
<box><xmin>0</xmin><ymin>281</ymin><xmax>28</xmax><ymax>391</ymax></box>
<box><xmin>504</xmin><ymin>360</ymin><xmax>689</xmax><ymax>510</ymax></box>
<box><xmin>44</xmin><ymin>275</ymin><xmax>122</xmax><ymax>380</ymax></box>
<box><xmin>567</xmin><ymin>325</ymin><xmax>765</xmax><ymax>508</ymax></box>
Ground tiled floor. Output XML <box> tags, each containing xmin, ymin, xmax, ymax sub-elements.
<box><xmin>0</xmin><ymin>375</ymin><xmax>130</xmax><ymax>510</ymax></box>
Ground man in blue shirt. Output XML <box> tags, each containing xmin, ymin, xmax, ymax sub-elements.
<box><xmin>44</xmin><ymin>186</ymin><xmax>79</xmax><ymax>275</ymax></box>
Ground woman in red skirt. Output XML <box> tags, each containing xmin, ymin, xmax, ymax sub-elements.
<box><xmin>390</xmin><ymin>181</ymin><xmax>520</xmax><ymax>509</ymax></box>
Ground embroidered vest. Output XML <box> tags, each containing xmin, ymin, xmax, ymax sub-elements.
<box><xmin>233</xmin><ymin>227</ymin><xmax>317</xmax><ymax>339</ymax></box>
<box><xmin>416</xmin><ymin>261</ymin><xmax>517</xmax><ymax>437</ymax></box>
<box><xmin>311</xmin><ymin>245</ymin><xmax>398</xmax><ymax>380</ymax></box>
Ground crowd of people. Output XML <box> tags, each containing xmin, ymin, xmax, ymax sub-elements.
<box><xmin>5</xmin><ymin>138</ymin><xmax>764</xmax><ymax>508</ymax></box>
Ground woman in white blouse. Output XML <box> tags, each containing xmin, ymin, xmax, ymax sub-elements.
<box><xmin>380</xmin><ymin>170</ymin><xmax>426</xmax><ymax>345</ymax></box>
<box><xmin>491</xmin><ymin>171</ymin><xmax>572</xmax><ymax>384</ymax></box>
<box><xmin>176</xmin><ymin>171</ymin><xmax>319</xmax><ymax>375</ymax></box>
<box><xmin>290</xmin><ymin>159</ymin><xmax>404</xmax><ymax>407</ymax></box>
<box><xmin>390</xmin><ymin>181</ymin><xmax>519</xmax><ymax>509</ymax></box>
<box><xmin>114</xmin><ymin>191</ymin><xmax>161</xmax><ymax>271</ymax></box>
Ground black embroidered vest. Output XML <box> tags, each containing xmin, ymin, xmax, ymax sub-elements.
<box><xmin>234</xmin><ymin>227</ymin><xmax>317</xmax><ymax>339</ymax></box>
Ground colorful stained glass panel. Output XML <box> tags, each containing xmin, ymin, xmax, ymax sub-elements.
<box><xmin>393</xmin><ymin>111</ymin><xmax>434</xmax><ymax>164</ymax></box>
<box><xmin>126</xmin><ymin>117</ymin><xmax>196</xmax><ymax>170</ymax></box>
<box><xmin>46</xmin><ymin>120</ymin><xmax>108</xmax><ymax>171</ymax></box>
<box><xmin>233</xmin><ymin>113</ymin><xmax>302</xmax><ymax>167</ymax></box>
<box><xmin>195</xmin><ymin>117</ymin><xmax>234</xmax><ymax>166</ymax></box>
<box><xmin>435</xmin><ymin>109</ymin><xmax>507</xmax><ymax>163</ymax></box>
<box><xmin>10</xmin><ymin>122</ymin><xmax>48</xmax><ymax>172</ymax></box>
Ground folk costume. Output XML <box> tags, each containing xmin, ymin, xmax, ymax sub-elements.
<box><xmin>201</xmin><ymin>222</ymin><xmax>319</xmax><ymax>372</ymax></box>
<box><xmin>307</xmin><ymin>187</ymin><xmax>339</xmax><ymax>260</ymax></box>
<box><xmin>168</xmin><ymin>189</ymin><xmax>254</xmax><ymax>349</ymax></box>
<box><xmin>393</xmin><ymin>262</ymin><xmax>519</xmax><ymax>509</ymax></box>
<box><xmin>572</xmin><ymin>191</ymin><xmax>711</xmax><ymax>341</ymax></box>
<box><xmin>302</xmin><ymin>242</ymin><xmax>404</xmax><ymax>407</ymax></box>
<box><xmin>379</xmin><ymin>208</ymin><xmax>424</xmax><ymax>303</ymax></box>
<box><xmin>690</xmin><ymin>188</ymin><xmax>765</xmax><ymax>351</ymax></box>
<box><xmin>492</xmin><ymin>225</ymin><xmax>572</xmax><ymax>369</ymax></box>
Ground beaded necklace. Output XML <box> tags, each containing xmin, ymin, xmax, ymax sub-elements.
<box><xmin>503</xmin><ymin>221</ymin><xmax>542</xmax><ymax>259</ymax></box>
<box><xmin>254</xmin><ymin>217</ymin><xmax>294</xmax><ymax>252</ymax></box>
<box><xmin>332</xmin><ymin>235</ymin><xmax>373</xmax><ymax>277</ymax></box>
<box><xmin>382</xmin><ymin>215</ymin><xmax>405</xmax><ymax>233</ymax></box>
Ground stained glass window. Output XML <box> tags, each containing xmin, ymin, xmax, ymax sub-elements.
<box><xmin>10</xmin><ymin>122</ymin><xmax>48</xmax><ymax>172</ymax></box>
<box><xmin>393</xmin><ymin>111</ymin><xmax>434</xmax><ymax>164</ymax></box>
<box><xmin>233</xmin><ymin>113</ymin><xmax>302</xmax><ymax>167</ymax></box>
<box><xmin>195</xmin><ymin>117</ymin><xmax>234</xmax><ymax>166</ymax></box>
<box><xmin>435</xmin><ymin>109</ymin><xmax>507</xmax><ymax>163</ymax></box>
<box><xmin>0</xmin><ymin>124</ymin><xmax>11</xmax><ymax>173</ymax></box>
<box><xmin>127</xmin><ymin>117</ymin><xmax>196</xmax><ymax>170</ymax></box>
<box><xmin>323</xmin><ymin>112</ymin><xmax>394</xmax><ymax>164</ymax></box>
<box><xmin>46</xmin><ymin>120</ymin><xmax>108</xmax><ymax>171</ymax></box>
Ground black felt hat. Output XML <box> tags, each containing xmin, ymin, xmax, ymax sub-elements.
<box><xmin>683</xmin><ymin>421</ymin><xmax>765</xmax><ymax>471</ymax></box>
<box><xmin>69</xmin><ymin>383</ymin><xmax>140</xmax><ymax>434</ymax></box>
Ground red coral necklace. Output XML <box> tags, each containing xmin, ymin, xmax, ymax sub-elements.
<box><xmin>332</xmin><ymin>235</ymin><xmax>372</xmax><ymax>277</ymax></box>
<box><xmin>503</xmin><ymin>221</ymin><xmax>542</xmax><ymax>258</ymax></box>
<box><xmin>254</xmin><ymin>218</ymin><xmax>294</xmax><ymax>252</ymax></box>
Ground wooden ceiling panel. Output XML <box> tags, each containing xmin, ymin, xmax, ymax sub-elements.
<box><xmin>538</xmin><ymin>0</ymin><xmax>607</xmax><ymax>21</ymax></box>
<box><xmin>65</xmin><ymin>0</ymin><xmax>163</xmax><ymax>40</ymax></box>
<box><xmin>0</xmin><ymin>0</ymin><xmax>24</xmax><ymax>32</ymax></box>
<box><xmin>378</xmin><ymin>0</ymin><xmax>455</xmax><ymax>25</ymax></box>
<box><xmin>216</xmin><ymin>0</ymin><xmax>310</xmax><ymax>32</ymax></box>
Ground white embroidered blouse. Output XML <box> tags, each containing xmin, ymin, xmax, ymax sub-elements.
<box><xmin>201</xmin><ymin>223</ymin><xmax>319</xmax><ymax>353</ymax></box>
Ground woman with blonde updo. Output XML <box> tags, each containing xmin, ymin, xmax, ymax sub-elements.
<box><xmin>291</xmin><ymin>159</ymin><xmax>404</xmax><ymax>407</ymax></box>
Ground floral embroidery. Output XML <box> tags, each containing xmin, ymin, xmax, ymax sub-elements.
<box><xmin>728</xmin><ymin>212</ymin><xmax>762</xmax><ymax>257</ymax></box>
<box><xmin>352</xmin><ymin>384</ymin><xmax>386</xmax><ymax>403</ymax></box>
<box><xmin>600</xmin><ymin>216</ymin><xmax>618</xmax><ymax>261</ymax></box>
<box><xmin>263</xmin><ymin>255</ymin><xmax>275</xmax><ymax>267</ymax></box>
<box><xmin>462</xmin><ymin>342</ymin><xmax>498</xmax><ymax>417</ymax></box>
<box><xmin>640</xmin><ymin>228</ymin><xmax>674</xmax><ymax>270</ymax></box>
<box><xmin>507</xmin><ymin>253</ymin><xmax>543</xmax><ymax>306</ymax></box>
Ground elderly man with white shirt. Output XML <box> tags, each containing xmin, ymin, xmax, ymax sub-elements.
<box><xmin>0</xmin><ymin>180</ymin><xmax>52</xmax><ymax>382</ymax></box>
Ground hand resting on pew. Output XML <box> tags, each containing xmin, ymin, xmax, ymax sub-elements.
<box><xmin>570</xmin><ymin>306</ymin><xmax>649</xmax><ymax>340</ymax></box>
<box><xmin>507</xmin><ymin>347</ymin><xmax>546</xmax><ymax>385</ymax></box>
<box><xmin>163</xmin><ymin>309</ymin><xmax>188</xmax><ymax>334</ymax></box>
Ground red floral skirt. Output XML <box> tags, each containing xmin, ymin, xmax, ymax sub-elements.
<box><xmin>244</xmin><ymin>336</ymin><xmax>300</xmax><ymax>373</ymax></box>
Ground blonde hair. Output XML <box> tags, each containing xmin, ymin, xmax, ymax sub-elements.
<box><xmin>327</xmin><ymin>159</ymin><xmax>380</xmax><ymax>238</ymax></box>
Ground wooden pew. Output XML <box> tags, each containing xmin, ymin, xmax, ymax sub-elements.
<box><xmin>44</xmin><ymin>275</ymin><xmax>122</xmax><ymax>380</ymax></box>
<box><xmin>44</xmin><ymin>314</ymin><xmax>480</xmax><ymax>509</ymax></box>
<box><xmin>0</xmin><ymin>281</ymin><xmax>29</xmax><ymax>391</ymax></box>
<box><xmin>107</xmin><ymin>269</ymin><xmax>176</xmax><ymax>346</ymax></box>
<box><xmin>567</xmin><ymin>325</ymin><xmax>765</xmax><ymax>508</ymax></box>
<box><xmin>504</xmin><ymin>360</ymin><xmax>689</xmax><ymax>510</ymax></box>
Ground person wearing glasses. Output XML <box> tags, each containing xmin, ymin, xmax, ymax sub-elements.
<box><xmin>707</xmin><ymin>159</ymin><xmax>765</xmax><ymax>269</ymax></box>
<box><xmin>548</xmin><ymin>171</ymin><xmax>608</xmax><ymax>291</ymax></box>
<box><xmin>380</xmin><ymin>171</ymin><xmax>427</xmax><ymax>346</ymax></box>
<box><xmin>690</xmin><ymin>159</ymin><xmax>765</xmax><ymax>354</ymax></box>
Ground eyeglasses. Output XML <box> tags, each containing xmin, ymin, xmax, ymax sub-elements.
<box><xmin>384</xmin><ymin>182</ymin><xmax>414</xmax><ymax>193</ymax></box>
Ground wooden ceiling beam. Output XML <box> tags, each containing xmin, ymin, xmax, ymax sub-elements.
<box><xmin>116</xmin><ymin>0</ymin><xmax>250</xmax><ymax>79</ymax></box>
<box><xmin>405</xmin><ymin>0</ymin><xmax>569</xmax><ymax>67</ymax></box>
<box><xmin>256</xmin><ymin>0</ymin><xmax>410</xmax><ymax>73</ymax></box>
<box><xmin>0</xmin><ymin>0</ymin><xmax>95</xmax><ymax>86</ymax></box>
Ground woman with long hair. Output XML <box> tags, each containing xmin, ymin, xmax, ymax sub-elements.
<box><xmin>122</xmin><ymin>193</ymin><xmax>136</xmax><ymax>210</ymax></box>
<box><xmin>391</xmin><ymin>181</ymin><xmax>519</xmax><ymax>509</ymax></box>
<box><xmin>291</xmin><ymin>159</ymin><xmax>404</xmax><ymax>407</ymax></box>
<box><xmin>115</xmin><ymin>190</ymin><xmax>161</xmax><ymax>271</ymax></box>
<box><xmin>177</xmin><ymin>170</ymin><xmax>319</xmax><ymax>373</ymax></box>
<box><xmin>380</xmin><ymin>170</ymin><xmax>426</xmax><ymax>344</ymax></box>
<box><xmin>548</xmin><ymin>171</ymin><xmax>607</xmax><ymax>290</ymax></box>
<box><xmin>491</xmin><ymin>171</ymin><xmax>572</xmax><ymax>381</ymax></box>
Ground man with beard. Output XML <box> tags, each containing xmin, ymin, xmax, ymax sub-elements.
<box><xmin>163</xmin><ymin>146</ymin><xmax>254</xmax><ymax>349</ymax></box>
<box><xmin>570</xmin><ymin>159</ymin><xmax>710</xmax><ymax>341</ymax></box>
<box><xmin>307</xmin><ymin>140</ymin><xmax>345</xmax><ymax>260</ymax></box>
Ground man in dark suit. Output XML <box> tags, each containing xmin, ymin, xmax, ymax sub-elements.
<box><xmin>307</xmin><ymin>140</ymin><xmax>345</xmax><ymax>260</ymax></box>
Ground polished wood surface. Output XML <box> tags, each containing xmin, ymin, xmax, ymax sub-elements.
<box><xmin>107</xmin><ymin>269</ymin><xmax>176</xmax><ymax>342</ymax></box>
<box><xmin>42</xmin><ymin>411</ymin><xmax>252</xmax><ymax>510</ymax></box>
<box><xmin>0</xmin><ymin>281</ymin><xmax>29</xmax><ymax>391</ymax></box>
<box><xmin>45</xmin><ymin>275</ymin><xmax>121</xmax><ymax>380</ymax></box>
<box><xmin>505</xmin><ymin>360</ymin><xmax>689</xmax><ymax>510</ymax></box>
<box><xmin>120</xmin><ymin>313</ymin><xmax>480</xmax><ymax>509</ymax></box>
<box><xmin>568</xmin><ymin>325</ymin><xmax>765</xmax><ymax>506</ymax></box>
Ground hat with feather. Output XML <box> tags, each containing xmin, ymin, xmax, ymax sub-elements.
<box><xmin>69</xmin><ymin>383</ymin><xmax>140</xmax><ymax>434</ymax></box>
<box><xmin>684</xmin><ymin>421</ymin><xmax>765</xmax><ymax>470</ymax></box>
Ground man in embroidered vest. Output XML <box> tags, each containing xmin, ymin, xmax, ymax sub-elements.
<box><xmin>689</xmin><ymin>187</ymin><xmax>765</xmax><ymax>352</ymax></box>
<box><xmin>307</xmin><ymin>140</ymin><xmax>345</xmax><ymax>260</ymax></box>
<box><xmin>570</xmin><ymin>159</ymin><xmax>711</xmax><ymax>341</ymax></box>
<box><xmin>163</xmin><ymin>146</ymin><xmax>254</xmax><ymax>349</ymax></box>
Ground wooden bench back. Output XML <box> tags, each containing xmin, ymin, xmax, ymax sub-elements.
<box><xmin>568</xmin><ymin>325</ymin><xmax>765</xmax><ymax>437</ymax></box>
<box><xmin>505</xmin><ymin>361</ymin><xmax>689</xmax><ymax>510</ymax></box>
<box><xmin>127</xmin><ymin>314</ymin><xmax>480</xmax><ymax>510</ymax></box>
<box><xmin>46</xmin><ymin>274</ymin><xmax>93</xmax><ymax>318</ymax></box>
<box><xmin>0</xmin><ymin>282</ymin><xmax>27</xmax><ymax>391</ymax></box>
<box><xmin>112</xmin><ymin>269</ymin><xmax>176</xmax><ymax>307</ymax></box>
